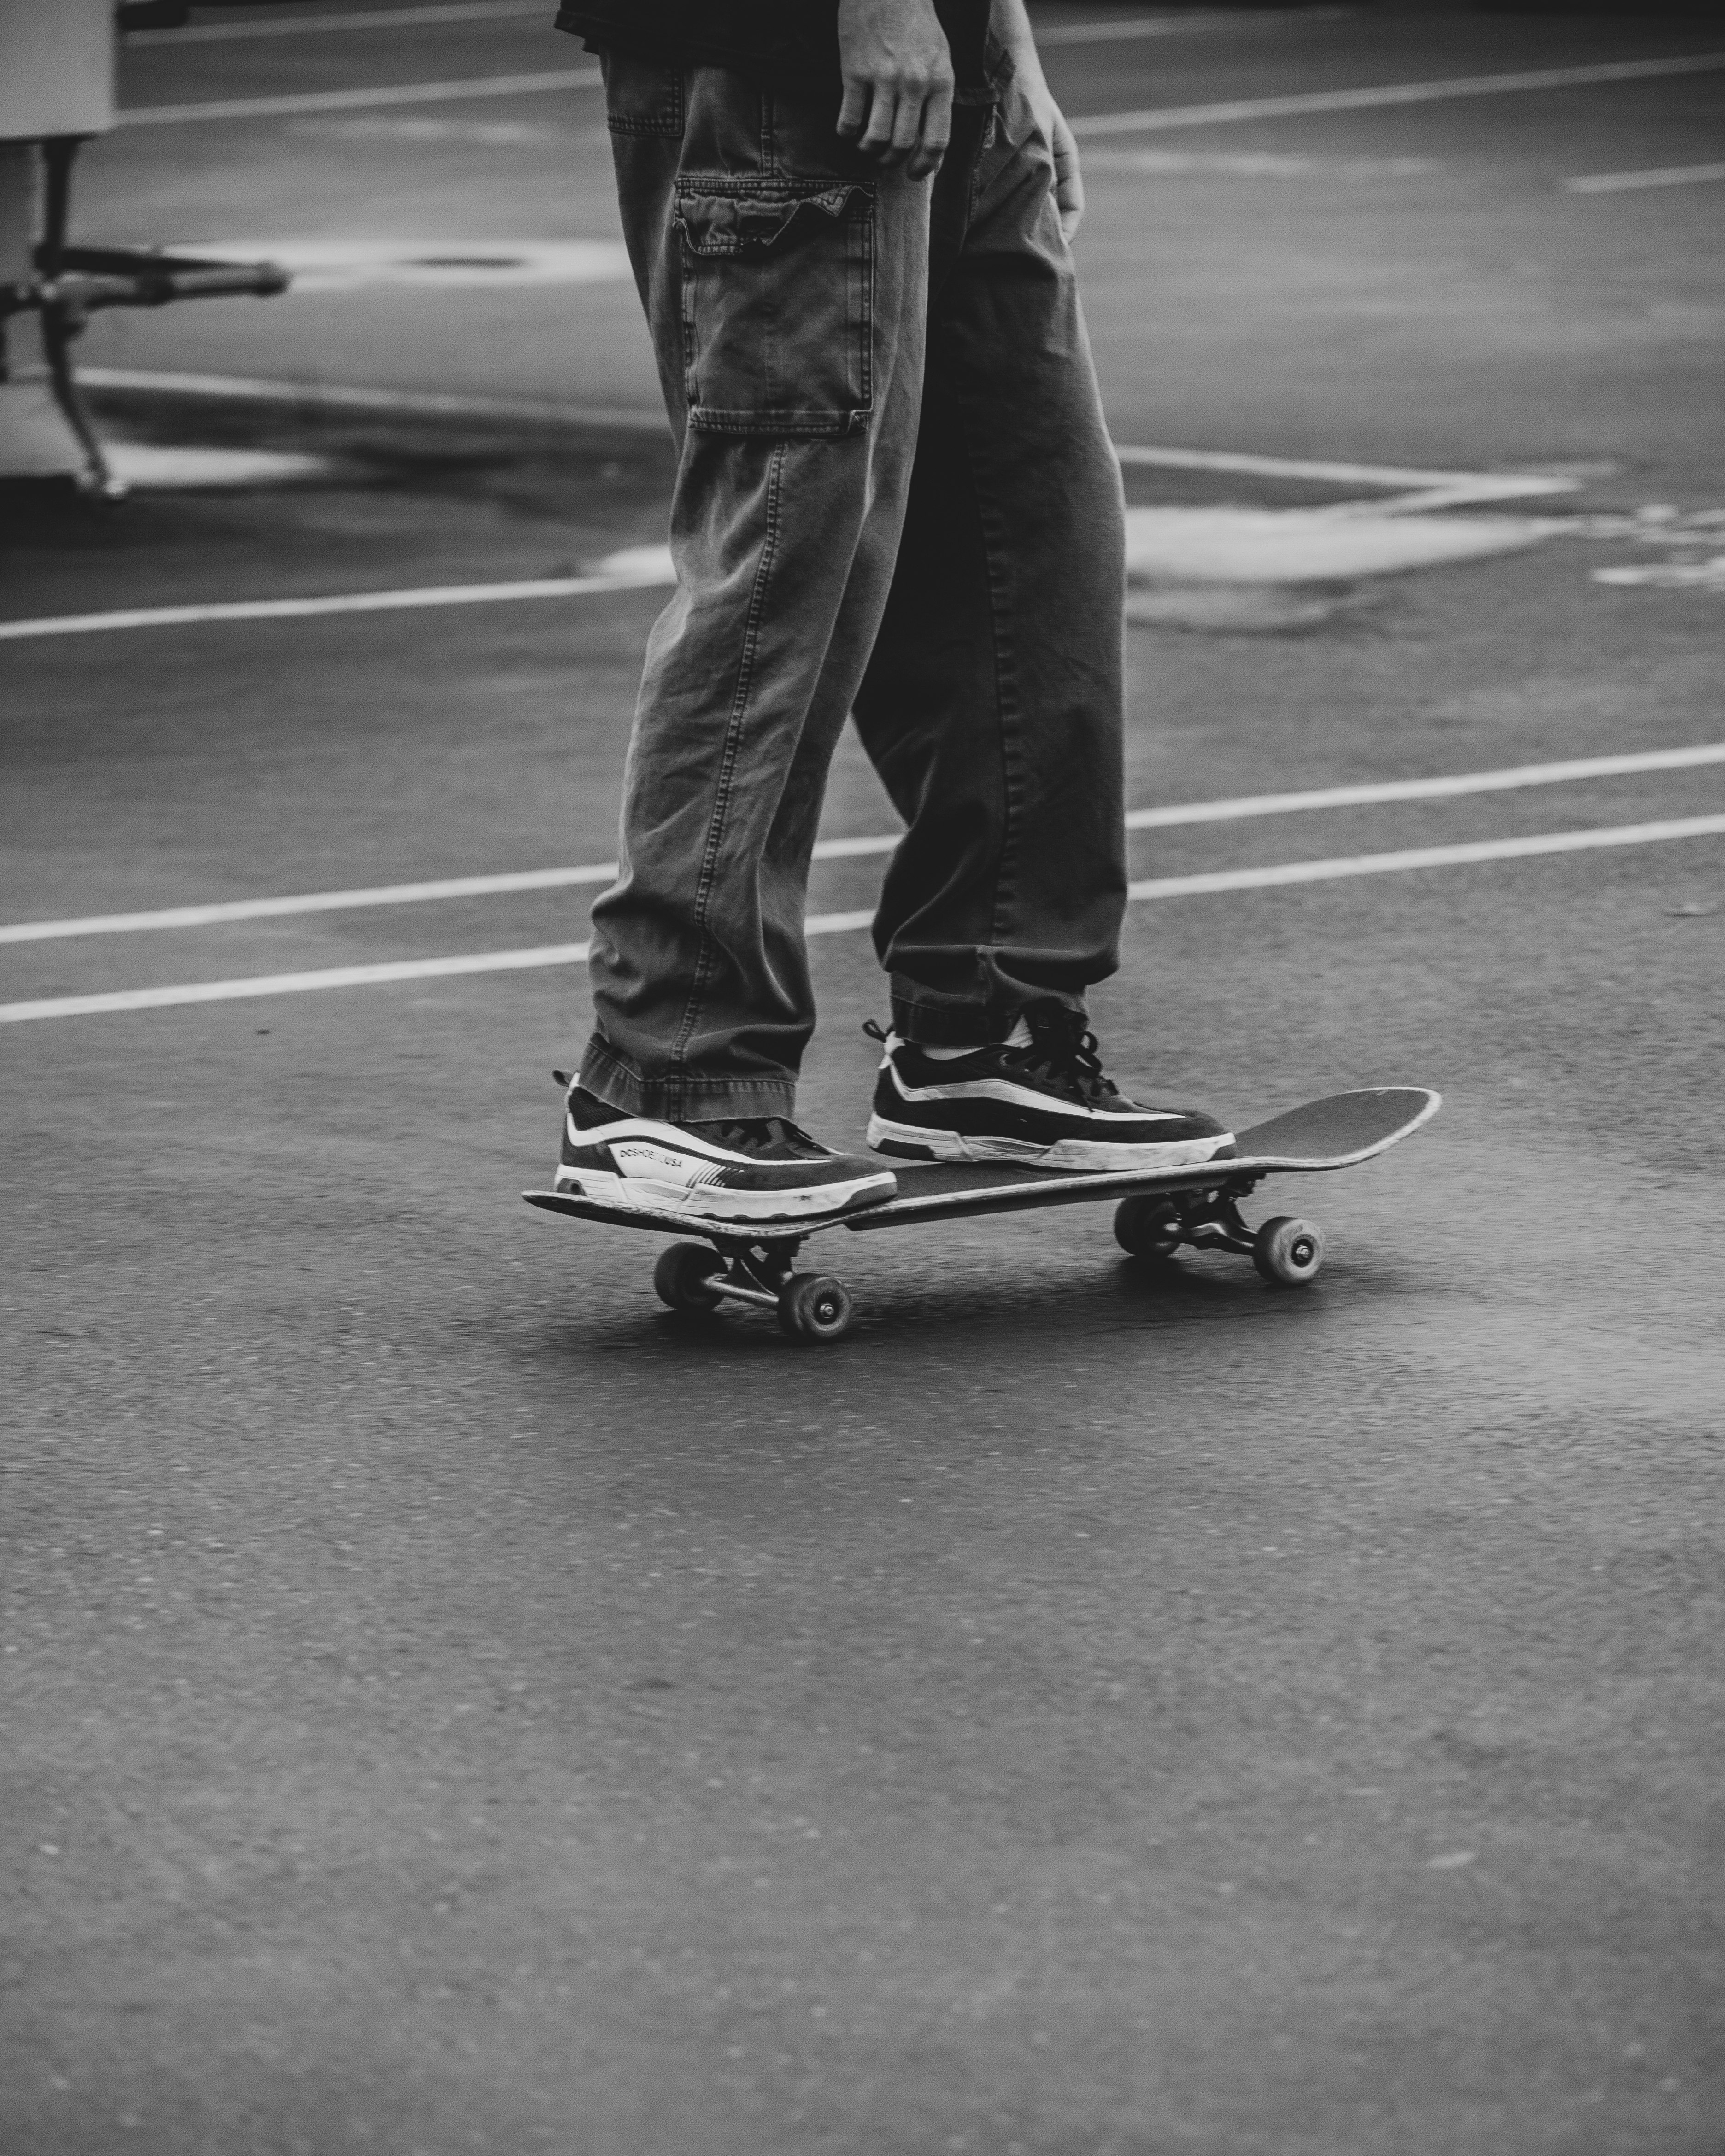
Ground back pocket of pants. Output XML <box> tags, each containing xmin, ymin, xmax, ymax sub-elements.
<box><xmin>675</xmin><ymin>184</ymin><xmax>874</xmax><ymax>439</ymax></box>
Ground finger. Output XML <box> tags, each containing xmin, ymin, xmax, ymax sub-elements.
<box><xmin>906</xmin><ymin>78</ymin><xmax>953</xmax><ymax>180</ymax></box>
<box><xmin>836</xmin><ymin>77</ymin><xmax>870</xmax><ymax>142</ymax></box>
<box><xmin>1057</xmin><ymin>174</ymin><xmax>1084</xmax><ymax>240</ymax></box>
<box><xmin>858</xmin><ymin>84</ymin><xmax>900</xmax><ymax>161</ymax></box>
<box><xmin>888</xmin><ymin>79</ymin><xmax>928</xmax><ymax>159</ymax></box>
<box><xmin>1054</xmin><ymin>139</ymin><xmax>1085</xmax><ymax>241</ymax></box>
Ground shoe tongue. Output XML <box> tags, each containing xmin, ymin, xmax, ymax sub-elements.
<box><xmin>1025</xmin><ymin>1006</ymin><xmax>1082</xmax><ymax>1059</ymax></box>
<box><xmin>1002</xmin><ymin>1015</ymin><xmax>1033</xmax><ymax>1049</ymax></box>
<box><xmin>728</xmin><ymin>1119</ymin><xmax>778</xmax><ymax>1153</ymax></box>
<box><xmin>718</xmin><ymin>1115</ymin><xmax>807</xmax><ymax>1158</ymax></box>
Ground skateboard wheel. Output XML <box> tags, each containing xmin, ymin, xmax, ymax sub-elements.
<box><xmin>1253</xmin><ymin>1216</ymin><xmax>1325</xmax><ymax>1286</ymax></box>
<box><xmin>776</xmin><ymin>1272</ymin><xmax>855</xmax><ymax>1343</ymax></box>
<box><xmin>653</xmin><ymin>1241</ymin><xmax>725</xmax><ymax>1312</ymax></box>
<box><xmin>1113</xmin><ymin>1196</ymin><xmax>1183</xmax><ymax>1261</ymax></box>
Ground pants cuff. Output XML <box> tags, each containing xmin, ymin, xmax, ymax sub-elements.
<box><xmin>577</xmin><ymin>1034</ymin><xmax>798</xmax><ymax>1123</ymax></box>
<box><xmin>888</xmin><ymin>985</ymin><xmax>1085</xmax><ymax>1049</ymax></box>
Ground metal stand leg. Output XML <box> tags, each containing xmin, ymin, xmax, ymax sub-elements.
<box><xmin>37</xmin><ymin>137</ymin><xmax>123</xmax><ymax>499</ymax></box>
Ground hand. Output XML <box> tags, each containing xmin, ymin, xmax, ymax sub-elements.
<box><xmin>1016</xmin><ymin>71</ymin><xmax>1084</xmax><ymax>242</ymax></box>
<box><xmin>1047</xmin><ymin>100</ymin><xmax>1084</xmax><ymax>243</ymax></box>
<box><xmin>990</xmin><ymin>0</ymin><xmax>1083</xmax><ymax>242</ymax></box>
<box><xmin>836</xmin><ymin>0</ymin><xmax>955</xmax><ymax>179</ymax></box>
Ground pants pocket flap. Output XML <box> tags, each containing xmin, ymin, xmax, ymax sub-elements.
<box><xmin>675</xmin><ymin>186</ymin><xmax>869</xmax><ymax>257</ymax></box>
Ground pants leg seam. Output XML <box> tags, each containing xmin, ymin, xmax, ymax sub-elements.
<box><xmin>949</xmin><ymin>377</ymin><xmax>1027</xmax><ymax>969</ymax></box>
<box><xmin>667</xmin><ymin>440</ymin><xmax>789</xmax><ymax>1088</ymax></box>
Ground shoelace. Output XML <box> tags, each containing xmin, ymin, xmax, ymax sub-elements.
<box><xmin>691</xmin><ymin>1115</ymin><xmax>823</xmax><ymax>1159</ymax></box>
<box><xmin>558</xmin><ymin>1074</ymin><xmax>824</xmax><ymax>1158</ymax></box>
<box><xmin>864</xmin><ymin>1013</ymin><xmax>1119</xmax><ymax>1105</ymax></box>
<box><xmin>1010</xmin><ymin>1007</ymin><xmax>1119</xmax><ymax>1105</ymax></box>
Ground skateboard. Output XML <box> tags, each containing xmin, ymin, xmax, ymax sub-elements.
<box><xmin>523</xmin><ymin>1085</ymin><xmax>1440</xmax><ymax>1344</ymax></box>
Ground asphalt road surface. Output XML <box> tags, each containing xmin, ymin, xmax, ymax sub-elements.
<box><xmin>4</xmin><ymin>5</ymin><xmax>1723</xmax><ymax>2153</ymax></box>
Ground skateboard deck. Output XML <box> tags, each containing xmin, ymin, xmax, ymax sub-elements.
<box><xmin>524</xmin><ymin>1086</ymin><xmax>1440</xmax><ymax>1342</ymax></box>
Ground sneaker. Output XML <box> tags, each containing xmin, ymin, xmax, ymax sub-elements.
<box><xmin>553</xmin><ymin>1081</ymin><xmax>897</xmax><ymax>1225</ymax></box>
<box><xmin>865</xmin><ymin>1004</ymin><xmax>1235</xmax><ymax>1172</ymax></box>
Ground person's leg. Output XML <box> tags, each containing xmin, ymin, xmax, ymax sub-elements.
<box><xmin>578</xmin><ymin>56</ymin><xmax>938</xmax><ymax>1124</ymax></box>
<box><xmin>851</xmin><ymin>70</ymin><xmax>1233</xmax><ymax>1170</ymax></box>
<box><xmin>851</xmin><ymin>66</ymin><xmax>1127</xmax><ymax>1049</ymax></box>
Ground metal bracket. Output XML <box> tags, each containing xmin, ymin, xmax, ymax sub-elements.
<box><xmin>708</xmin><ymin>1241</ymin><xmax>801</xmax><ymax>1310</ymax></box>
<box><xmin>1175</xmin><ymin>1178</ymin><xmax>1264</xmax><ymax>1259</ymax></box>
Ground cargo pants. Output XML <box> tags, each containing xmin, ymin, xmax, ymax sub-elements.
<box><xmin>579</xmin><ymin>47</ymin><xmax>1127</xmax><ymax>1120</ymax></box>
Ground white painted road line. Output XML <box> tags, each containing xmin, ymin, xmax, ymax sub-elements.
<box><xmin>5</xmin><ymin>745</ymin><xmax>1721</xmax><ymax>946</ymax></box>
<box><xmin>1085</xmin><ymin>149</ymin><xmax>1439</xmax><ymax>180</ymax></box>
<box><xmin>0</xmin><ymin>867</ymin><xmax>620</xmax><ymax>944</ymax></box>
<box><xmin>0</xmin><ymin>944</ymin><xmax>593</xmax><ymax>1025</ymax></box>
<box><xmin>75</xmin><ymin>378</ymin><xmax>1513</xmax><ymax>485</ymax></box>
<box><xmin>129</xmin><ymin>2</ymin><xmax>550</xmax><ymax>42</ymax></box>
<box><xmin>71</xmin><ymin>379</ymin><xmax>1581</xmax><ymax>503</ymax></box>
<box><xmin>0</xmin><ymin>845</ymin><xmax>897</xmax><ymax>945</ymax></box>
<box><xmin>116</xmin><ymin>67</ymin><xmax>602</xmax><ymax>126</ymax></box>
<box><xmin>1112</xmin><ymin>443</ymin><xmax>1572</xmax><ymax>500</ymax></box>
<box><xmin>1594</xmin><ymin>558</ymin><xmax>1725</xmax><ymax>590</ymax></box>
<box><xmin>126</xmin><ymin>2</ymin><xmax>1347</xmax><ymax>49</ymax></box>
<box><xmin>0</xmin><ymin>573</ymin><xmax>669</xmax><ymax>643</ymax></box>
<box><xmin>1563</xmin><ymin>160</ymin><xmax>1725</xmax><ymax>194</ymax></box>
<box><xmin>179</xmin><ymin>237</ymin><xmax>632</xmax><ymax>294</ymax></box>
<box><xmin>1123</xmin><ymin>744</ymin><xmax>1725</xmax><ymax>827</ymax></box>
<box><xmin>1126</xmin><ymin>816</ymin><xmax>1725</xmax><ymax>901</ymax></box>
<box><xmin>0</xmin><ymin>444</ymin><xmax>1575</xmax><ymax>644</ymax></box>
<box><xmin>1068</xmin><ymin>53</ymin><xmax>1725</xmax><ymax>136</ymax></box>
<box><xmin>78</xmin><ymin>366</ymin><xmax>669</xmax><ymax>433</ymax></box>
<box><xmin>5</xmin><ymin>821</ymin><xmax>1720</xmax><ymax>1024</ymax></box>
<box><xmin>1039</xmin><ymin>9</ymin><xmax>1354</xmax><ymax>46</ymax></box>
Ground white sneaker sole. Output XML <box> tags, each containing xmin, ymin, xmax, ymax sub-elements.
<box><xmin>555</xmin><ymin>1165</ymin><xmax>896</xmax><ymax>1224</ymax></box>
<box><xmin>867</xmin><ymin>1114</ymin><xmax>1236</xmax><ymax>1174</ymax></box>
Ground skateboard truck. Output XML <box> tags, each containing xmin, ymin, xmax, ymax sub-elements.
<box><xmin>1114</xmin><ymin>1177</ymin><xmax>1326</xmax><ymax>1286</ymax></box>
<box><xmin>652</xmin><ymin>1236</ymin><xmax>855</xmax><ymax>1343</ymax></box>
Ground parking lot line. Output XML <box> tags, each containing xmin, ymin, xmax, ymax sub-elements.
<box><xmin>5</xmin><ymin>746</ymin><xmax>1720</xmax><ymax>947</ymax></box>
<box><xmin>1039</xmin><ymin>10</ymin><xmax>1355</xmax><ymax>47</ymax></box>
<box><xmin>1112</xmin><ymin>443</ymin><xmax>1572</xmax><ymax>505</ymax></box>
<box><xmin>5</xmin><ymin>746</ymin><xmax>1720</xmax><ymax>948</ymax></box>
<box><xmin>129</xmin><ymin>2</ymin><xmax>551</xmax><ymax>41</ymax></box>
<box><xmin>117</xmin><ymin>51</ymin><xmax>1725</xmax><ymax>132</ymax></box>
<box><xmin>117</xmin><ymin>67</ymin><xmax>602</xmax><ymax>126</ymax></box>
<box><xmin>71</xmin><ymin>376</ymin><xmax>1590</xmax><ymax>505</ymax></box>
<box><xmin>0</xmin><ymin>573</ymin><xmax>668</xmax><ymax>643</ymax></box>
<box><xmin>0</xmin><ymin>943</ymin><xmax>594</xmax><ymax>1024</ymax></box>
<box><xmin>0</xmin><ymin>866</ymin><xmax>622</xmax><ymax>945</ymax></box>
<box><xmin>0</xmin><ymin>439</ymin><xmax>1575</xmax><ymax>646</ymax></box>
<box><xmin>1563</xmin><ymin>161</ymin><xmax>1725</xmax><ymax>194</ymax></box>
<box><xmin>4</xmin><ymin>818</ymin><xmax>1720</xmax><ymax>1024</ymax></box>
<box><xmin>1069</xmin><ymin>52</ymin><xmax>1725</xmax><ymax>136</ymax></box>
<box><xmin>79</xmin><ymin>366</ymin><xmax>669</xmax><ymax>432</ymax></box>
<box><xmin>125</xmin><ymin>2</ymin><xmax>1350</xmax><ymax>49</ymax></box>
<box><xmin>1124</xmin><ymin>814</ymin><xmax>1725</xmax><ymax>899</ymax></box>
<box><xmin>1122</xmin><ymin>744</ymin><xmax>1725</xmax><ymax>826</ymax></box>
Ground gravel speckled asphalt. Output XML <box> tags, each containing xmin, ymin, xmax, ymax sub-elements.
<box><xmin>3</xmin><ymin>6</ymin><xmax>1722</xmax><ymax>2151</ymax></box>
